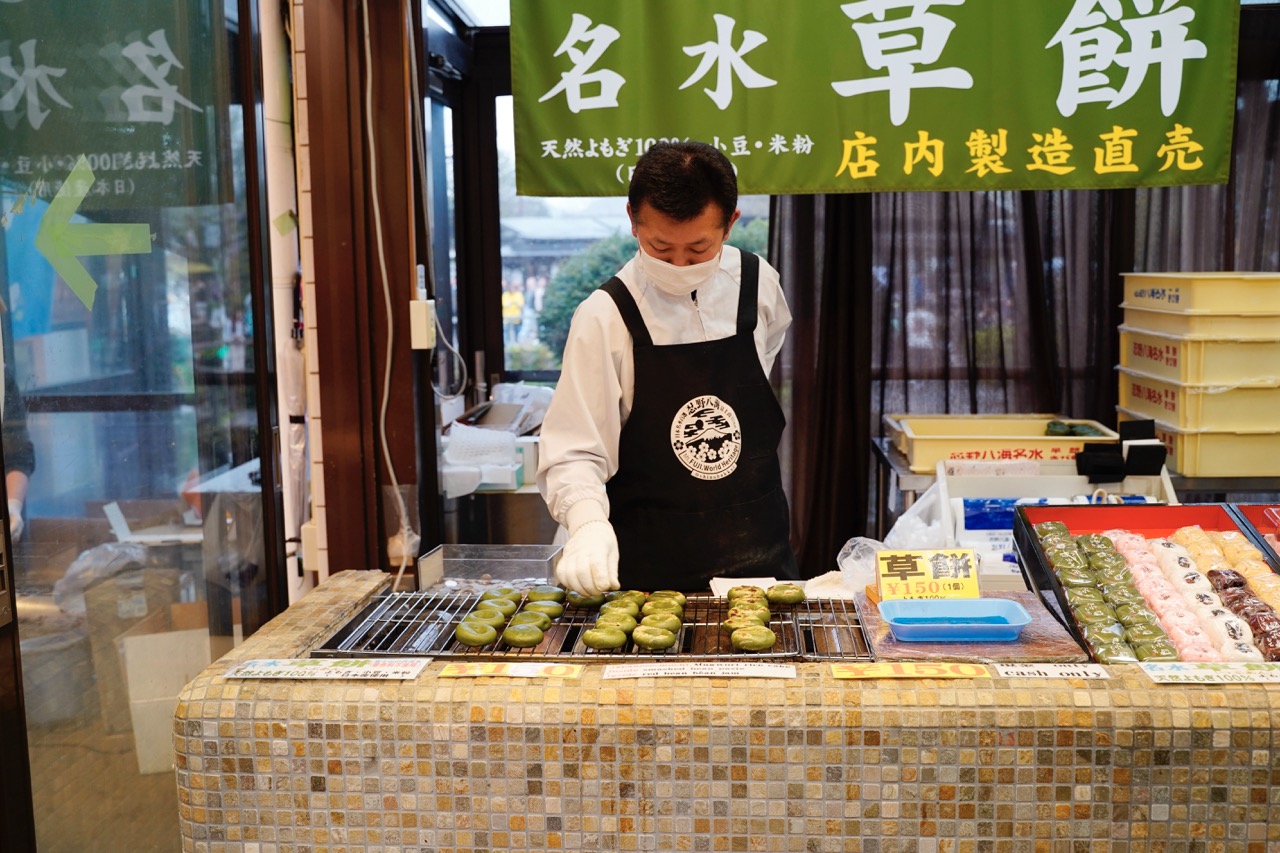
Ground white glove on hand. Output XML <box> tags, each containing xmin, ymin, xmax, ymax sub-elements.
<box><xmin>555</xmin><ymin>501</ymin><xmax>619</xmax><ymax>596</ymax></box>
<box><xmin>8</xmin><ymin>499</ymin><xmax>23</xmax><ymax>543</ymax></box>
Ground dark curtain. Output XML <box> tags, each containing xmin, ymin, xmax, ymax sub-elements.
<box><xmin>1136</xmin><ymin>78</ymin><xmax>1280</xmax><ymax>272</ymax></box>
<box><xmin>769</xmin><ymin>22</ymin><xmax>1278</xmax><ymax>568</ymax></box>
<box><xmin>769</xmin><ymin>195</ymin><xmax>872</xmax><ymax>578</ymax></box>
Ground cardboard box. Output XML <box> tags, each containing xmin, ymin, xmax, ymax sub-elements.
<box><xmin>84</xmin><ymin>568</ymin><xmax>182</xmax><ymax>732</ymax></box>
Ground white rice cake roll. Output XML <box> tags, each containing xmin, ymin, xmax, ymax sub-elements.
<box><xmin>1219</xmin><ymin>640</ymin><xmax>1264</xmax><ymax>662</ymax></box>
<box><xmin>1201</xmin><ymin>606</ymin><xmax>1254</xmax><ymax>646</ymax></box>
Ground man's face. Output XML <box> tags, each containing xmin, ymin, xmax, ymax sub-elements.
<box><xmin>628</xmin><ymin>201</ymin><xmax>740</xmax><ymax>267</ymax></box>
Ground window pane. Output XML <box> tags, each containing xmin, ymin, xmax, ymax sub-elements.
<box><xmin>494</xmin><ymin>96</ymin><xmax>770</xmax><ymax>375</ymax></box>
<box><xmin>1</xmin><ymin>1</ymin><xmax>267</xmax><ymax>850</ymax></box>
<box><xmin>430</xmin><ymin>102</ymin><xmax>467</xmax><ymax>403</ymax></box>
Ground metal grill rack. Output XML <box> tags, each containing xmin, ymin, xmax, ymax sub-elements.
<box><xmin>311</xmin><ymin>591</ymin><xmax>875</xmax><ymax>662</ymax></box>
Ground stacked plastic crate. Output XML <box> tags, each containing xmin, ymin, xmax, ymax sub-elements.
<box><xmin>1117</xmin><ymin>272</ymin><xmax>1280</xmax><ymax>477</ymax></box>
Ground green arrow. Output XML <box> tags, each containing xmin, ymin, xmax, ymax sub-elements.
<box><xmin>34</xmin><ymin>155</ymin><xmax>153</xmax><ymax>310</ymax></box>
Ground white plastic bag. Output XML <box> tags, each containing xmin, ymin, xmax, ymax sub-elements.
<box><xmin>835</xmin><ymin>536</ymin><xmax>887</xmax><ymax>590</ymax></box>
<box><xmin>883</xmin><ymin>481</ymin><xmax>947</xmax><ymax>550</ymax></box>
<box><xmin>52</xmin><ymin>542</ymin><xmax>149</xmax><ymax>616</ymax></box>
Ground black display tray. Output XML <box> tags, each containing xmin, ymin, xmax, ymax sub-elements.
<box><xmin>1011</xmin><ymin>503</ymin><xmax>1275</xmax><ymax>660</ymax></box>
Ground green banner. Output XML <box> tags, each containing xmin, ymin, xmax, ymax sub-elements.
<box><xmin>511</xmin><ymin>0</ymin><xmax>1240</xmax><ymax>196</ymax></box>
<box><xmin>0</xmin><ymin>0</ymin><xmax>225</xmax><ymax>211</ymax></box>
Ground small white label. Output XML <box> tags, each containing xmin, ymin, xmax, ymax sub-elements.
<box><xmin>226</xmin><ymin>659</ymin><xmax>429</xmax><ymax>679</ymax></box>
<box><xmin>994</xmin><ymin>663</ymin><xmax>1109</xmax><ymax>680</ymax></box>
<box><xmin>601</xmin><ymin>662</ymin><xmax>796</xmax><ymax>680</ymax></box>
<box><xmin>1139</xmin><ymin>662</ymin><xmax>1280</xmax><ymax>684</ymax></box>
<box><xmin>117</xmin><ymin>591</ymin><xmax>148</xmax><ymax>619</ymax></box>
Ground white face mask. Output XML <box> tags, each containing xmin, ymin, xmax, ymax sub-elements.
<box><xmin>638</xmin><ymin>247</ymin><xmax>722</xmax><ymax>297</ymax></box>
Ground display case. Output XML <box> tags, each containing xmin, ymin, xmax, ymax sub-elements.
<box><xmin>1013</xmin><ymin>503</ymin><xmax>1280</xmax><ymax>663</ymax></box>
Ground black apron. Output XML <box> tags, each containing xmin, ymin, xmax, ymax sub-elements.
<box><xmin>602</xmin><ymin>252</ymin><xmax>799</xmax><ymax>591</ymax></box>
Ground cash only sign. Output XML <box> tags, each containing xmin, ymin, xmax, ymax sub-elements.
<box><xmin>510</xmin><ymin>0</ymin><xmax>1239</xmax><ymax>196</ymax></box>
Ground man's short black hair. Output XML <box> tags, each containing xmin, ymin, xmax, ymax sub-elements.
<box><xmin>628</xmin><ymin>141</ymin><xmax>738</xmax><ymax>229</ymax></box>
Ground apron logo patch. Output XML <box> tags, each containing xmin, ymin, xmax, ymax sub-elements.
<box><xmin>670</xmin><ymin>396</ymin><xmax>741</xmax><ymax>481</ymax></box>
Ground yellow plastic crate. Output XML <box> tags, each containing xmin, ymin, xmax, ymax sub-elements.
<box><xmin>882</xmin><ymin>412</ymin><xmax>1060</xmax><ymax>456</ymax></box>
<box><xmin>1119</xmin><ymin>326</ymin><xmax>1280</xmax><ymax>385</ymax></box>
<box><xmin>1118</xmin><ymin>406</ymin><xmax>1280</xmax><ymax>477</ymax></box>
<box><xmin>1122</xmin><ymin>272</ymin><xmax>1280</xmax><ymax>313</ymax></box>
<box><xmin>1121</xmin><ymin>306</ymin><xmax>1280</xmax><ymax>339</ymax></box>
<box><xmin>1118</xmin><ymin>366</ymin><xmax>1280</xmax><ymax>430</ymax></box>
<box><xmin>894</xmin><ymin>415</ymin><xmax>1118</xmax><ymax>473</ymax></box>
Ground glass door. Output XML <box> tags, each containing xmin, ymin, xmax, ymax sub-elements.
<box><xmin>0</xmin><ymin>0</ymin><xmax>280</xmax><ymax>848</ymax></box>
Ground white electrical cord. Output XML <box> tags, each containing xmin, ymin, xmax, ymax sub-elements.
<box><xmin>363</xmin><ymin>0</ymin><xmax>415</xmax><ymax>589</ymax></box>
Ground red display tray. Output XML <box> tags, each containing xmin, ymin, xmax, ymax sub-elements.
<box><xmin>1011</xmin><ymin>504</ymin><xmax>1274</xmax><ymax>658</ymax></box>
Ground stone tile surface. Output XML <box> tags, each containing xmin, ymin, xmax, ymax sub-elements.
<box><xmin>175</xmin><ymin>571</ymin><xmax>1280</xmax><ymax>852</ymax></box>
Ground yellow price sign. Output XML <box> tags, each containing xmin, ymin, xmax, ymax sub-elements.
<box><xmin>831</xmin><ymin>661</ymin><xmax>990</xmax><ymax>680</ymax></box>
<box><xmin>875</xmin><ymin>548</ymin><xmax>982</xmax><ymax>601</ymax></box>
<box><xmin>438</xmin><ymin>661</ymin><xmax>584</xmax><ymax>679</ymax></box>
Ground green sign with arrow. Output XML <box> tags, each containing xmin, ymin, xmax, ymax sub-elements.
<box><xmin>34</xmin><ymin>156</ymin><xmax>153</xmax><ymax>309</ymax></box>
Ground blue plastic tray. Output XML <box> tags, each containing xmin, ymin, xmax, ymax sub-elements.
<box><xmin>877</xmin><ymin>598</ymin><xmax>1031</xmax><ymax>643</ymax></box>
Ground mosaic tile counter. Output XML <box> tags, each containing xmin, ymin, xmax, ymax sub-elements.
<box><xmin>175</xmin><ymin>570</ymin><xmax>1280</xmax><ymax>853</ymax></box>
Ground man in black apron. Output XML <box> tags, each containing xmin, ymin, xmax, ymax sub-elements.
<box><xmin>537</xmin><ymin>141</ymin><xmax>798</xmax><ymax>595</ymax></box>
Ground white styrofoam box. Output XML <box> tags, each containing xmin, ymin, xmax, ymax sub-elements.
<box><xmin>937</xmin><ymin>461</ymin><xmax>1178</xmax><ymax>549</ymax></box>
<box><xmin>477</xmin><ymin>462</ymin><xmax>523</xmax><ymax>490</ymax></box>
<box><xmin>14</xmin><ymin>329</ymin><xmax>92</xmax><ymax>389</ymax></box>
<box><xmin>123</xmin><ymin>628</ymin><xmax>212</xmax><ymax>701</ymax></box>
<box><xmin>130</xmin><ymin>696</ymin><xmax>179</xmax><ymax>775</ymax></box>
<box><xmin>516</xmin><ymin>436</ymin><xmax>540</xmax><ymax>478</ymax></box>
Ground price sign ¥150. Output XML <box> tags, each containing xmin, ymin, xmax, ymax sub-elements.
<box><xmin>831</xmin><ymin>662</ymin><xmax>990</xmax><ymax>680</ymax></box>
<box><xmin>875</xmin><ymin>548</ymin><xmax>982</xmax><ymax>601</ymax></box>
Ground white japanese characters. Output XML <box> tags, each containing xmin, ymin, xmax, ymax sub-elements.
<box><xmin>1</xmin><ymin>28</ymin><xmax>201</xmax><ymax>130</ymax></box>
<box><xmin>0</xmin><ymin>40</ymin><xmax>70</xmax><ymax>130</ymax></box>
<box><xmin>538</xmin><ymin>13</ymin><xmax>625</xmax><ymax>113</ymax></box>
<box><xmin>831</xmin><ymin>0</ymin><xmax>973</xmax><ymax>128</ymax></box>
<box><xmin>1050</xmin><ymin>0</ymin><xmax>1208</xmax><ymax>118</ymax></box>
<box><xmin>121</xmin><ymin>30</ymin><xmax>204</xmax><ymax>124</ymax></box>
<box><xmin>678</xmin><ymin>13</ymin><xmax>776</xmax><ymax>111</ymax></box>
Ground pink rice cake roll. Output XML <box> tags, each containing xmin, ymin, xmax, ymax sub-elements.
<box><xmin>1177</xmin><ymin>643</ymin><xmax>1223</xmax><ymax>662</ymax></box>
<box><xmin>1125</xmin><ymin>555</ymin><xmax>1162</xmax><ymax>577</ymax></box>
<box><xmin>1103</xmin><ymin>529</ymin><xmax>1147</xmax><ymax>552</ymax></box>
<box><xmin>1157</xmin><ymin>612</ymin><xmax>1203</xmax><ymax>637</ymax></box>
<box><xmin>1133</xmin><ymin>577</ymin><xmax>1171</xmax><ymax>602</ymax></box>
<box><xmin>1141</xmin><ymin>575</ymin><xmax>1181</xmax><ymax>599</ymax></box>
<box><xmin>1219</xmin><ymin>640</ymin><xmax>1264</xmax><ymax>662</ymax></box>
<box><xmin>1164</xmin><ymin>621</ymin><xmax>1209</xmax><ymax>646</ymax></box>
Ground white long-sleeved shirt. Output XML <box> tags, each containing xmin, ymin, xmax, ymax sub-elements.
<box><xmin>536</xmin><ymin>245</ymin><xmax>792</xmax><ymax>527</ymax></box>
